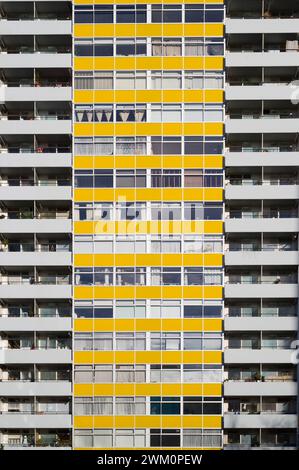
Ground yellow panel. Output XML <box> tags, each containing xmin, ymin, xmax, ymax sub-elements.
<box><xmin>74</xmin><ymin>319</ymin><xmax>222</xmax><ymax>333</ymax></box>
<box><xmin>74</xmin><ymin>220</ymin><xmax>223</xmax><ymax>236</ymax></box>
<box><xmin>74</xmin><ymin>57</ymin><xmax>223</xmax><ymax>72</ymax></box>
<box><xmin>74</xmin><ymin>155</ymin><xmax>223</xmax><ymax>170</ymax></box>
<box><xmin>74</xmin><ymin>187</ymin><xmax>223</xmax><ymax>203</ymax></box>
<box><xmin>73</xmin><ymin>23</ymin><xmax>224</xmax><ymax>39</ymax></box>
<box><xmin>74</xmin><ymin>351</ymin><xmax>93</xmax><ymax>363</ymax></box>
<box><xmin>74</xmin><ymin>285</ymin><xmax>223</xmax><ymax>300</ymax></box>
<box><xmin>74</xmin><ymin>416</ymin><xmax>93</xmax><ymax>428</ymax></box>
<box><xmin>74</xmin><ymin>90</ymin><xmax>224</xmax><ymax>105</ymax></box>
<box><xmin>203</xmin><ymin>416</ymin><xmax>222</xmax><ymax>428</ymax></box>
<box><xmin>74</xmin><ymin>384</ymin><xmax>93</xmax><ymax>396</ymax></box>
<box><xmin>74</xmin><ymin>253</ymin><xmax>222</xmax><ymax>268</ymax></box>
<box><xmin>203</xmin><ymin>383</ymin><xmax>222</xmax><ymax>396</ymax></box>
<box><xmin>114</xmin><ymin>383</ymin><xmax>135</xmax><ymax>395</ymax></box>
<box><xmin>94</xmin><ymin>416</ymin><xmax>114</xmax><ymax>427</ymax></box>
<box><xmin>73</xmin><ymin>383</ymin><xmax>222</xmax><ymax>398</ymax></box>
<box><xmin>74</xmin><ymin>122</ymin><xmax>223</xmax><ymax>137</ymax></box>
<box><xmin>74</xmin><ymin>319</ymin><xmax>93</xmax><ymax>332</ymax></box>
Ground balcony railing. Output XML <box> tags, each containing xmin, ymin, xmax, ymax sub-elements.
<box><xmin>0</xmin><ymin>80</ymin><xmax>71</xmax><ymax>88</ymax></box>
<box><xmin>0</xmin><ymin>243</ymin><xmax>71</xmax><ymax>252</ymax></box>
<box><xmin>0</xmin><ymin>211</ymin><xmax>71</xmax><ymax>220</ymax></box>
<box><xmin>227</xmin><ymin>145</ymin><xmax>298</xmax><ymax>152</ymax></box>
<box><xmin>0</xmin><ymin>146</ymin><xmax>71</xmax><ymax>154</ymax></box>
<box><xmin>0</xmin><ymin>114</ymin><xmax>71</xmax><ymax>121</ymax></box>
<box><xmin>227</xmin><ymin>178</ymin><xmax>298</xmax><ymax>186</ymax></box>
<box><xmin>0</xmin><ymin>47</ymin><xmax>71</xmax><ymax>54</ymax></box>
<box><xmin>0</xmin><ymin>179</ymin><xmax>71</xmax><ymax>187</ymax></box>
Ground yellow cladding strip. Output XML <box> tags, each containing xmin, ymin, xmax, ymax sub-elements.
<box><xmin>74</xmin><ymin>0</ymin><xmax>224</xmax><ymax>4</ymax></box>
<box><xmin>74</xmin><ymin>253</ymin><xmax>223</xmax><ymax>267</ymax></box>
<box><xmin>74</xmin><ymin>90</ymin><xmax>224</xmax><ymax>105</ymax></box>
<box><xmin>74</xmin><ymin>155</ymin><xmax>224</xmax><ymax>170</ymax></box>
<box><xmin>74</xmin><ymin>285</ymin><xmax>223</xmax><ymax>300</ymax></box>
<box><xmin>74</xmin><ymin>319</ymin><xmax>223</xmax><ymax>332</ymax></box>
<box><xmin>74</xmin><ymin>122</ymin><xmax>223</xmax><ymax>137</ymax></box>
<box><xmin>74</xmin><ymin>188</ymin><xmax>223</xmax><ymax>202</ymax></box>
<box><xmin>74</xmin><ymin>350</ymin><xmax>221</xmax><ymax>364</ymax></box>
<box><xmin>74</xmin><ymin>415</ymin><xmax>221</xmax><ymax>429</ymax></box>
<box><xmin>74</xmin><ymin>383</ymin><xmax>222</xmax><ymax>397</ymax></box>
<box><xmin>74</xmin><ymin>57</ymin><xmax>224</xmax><ymax>71</ymax></box>
<box><xmin>74</xmin><ymin>23</ymin><xmax>223</xmax><ymax>38</ymax></box>
<box><xmin>74</xmin><ymin>220</ymin><xmax>224</xmax><ymax>235</ymax></box>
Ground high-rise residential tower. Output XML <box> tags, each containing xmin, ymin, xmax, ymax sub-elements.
<box><xmin>0</xmin><ymin>0</ymin><xmax>298</xmax><ymax>451</ymax></box>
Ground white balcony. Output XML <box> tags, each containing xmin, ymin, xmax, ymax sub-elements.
<box><xmin>0</xmin><ymin>284</ymin><xmax>71</xmax><ymax>299</ymax></box>
<box><xmin>224</xmin><ymin>316</ymin><xmax>298</xmax><ymax>332</ymax></box>
<box><xmin>0</xmin><ymin>54</ymin><xmax>71</xmax><ymax>69</ymax></box>
<box><xmin>226</xmin><ymin>184</ymin><xmax>299</xmax><ymax>200</ymax></box>
<box><xmin>0</xmin><ymin>219</ymin><xmax>71</xmax><ymax>234</ymax></box>
<box><xmin>226</xmin><ymin>117</ymin><xmax>299</xmax><ymax>134</ymax></box>
<box><xmin>225</xmin><ymin>283</ymin><xmax>298</xmax><ymax>298</ymax></box>
<box><xmin>225</xmin><ymin>84</ymin><xmax>296</xmax><ymax>101</ymax></box>
<box><xmin>225</xmin><ymin>151</ymin><xmax>299</xmax><ymax>167</ymax></box>
<box><xmin>0</xmin><ymin>119</ymin><xmax>71</xmax><ymax>134</ymax></box>
<box><xmin>0</xmin><ymin>381</ymin><xmax>71</xmax><ymax>396</ymax></box>
<box><xmin>224</xmin><ymin>381</ymin><xmax>297</xmax><ymax>397</ymax></box>
<box><xmin>0</xmin><ymin>349</ymin><xmax>71</xmax><ymax>364</ymax></box>
<box><xmin>0</xmin><ymin>414</ymin><xmax>71</xmax><ymax>428</ymax></box>
<box><xmin>224</xmin><ymin>348</ymin><xmax>294</xmax><ymax>364</ymax></box>
<box><xmin>0</xmin><ymin>186</ymin><xmax>71</xmax><ymax>201</ymax></box>
<box><xmin>225</xmin><ymin>218</ymin><xmax>299</xmax><ymax>234</ymax></box>
<box><xmin>226</xmin><ymin>18</ymin><xmax>299</xmax><ymax>34</ymax></box>
<box><xmin>0</xmin><ymin>87</ymin><xmax>72</xmax><ymax>102</ymax></box>
<box><xmin>0</xmin><ymin>317</ymin><xmax>71</xmax><ymax>332</ymax></box>
<box><xmin>224</xmin><ymin>413</ymin><xmax>297</xmax><ymax>429</ymax></box>
<box><xmin>225</xmin><ymin>251</ymin><xmax>299</xmax><ymax>266</ymax></box>
<box><xmin>226</xmin><ymin>52</ymin><xmax>299</xmax><ymax>68</ymax></box>
<box><xmin>0</xmin><ymin>252</ymin><xmax>71</xmax><ymax>266</ymax></box>
<box><xmin>0</xmin><ymin>153</ymin><xmax>71</xmax><ymax>168</ymax></box>
<box><xmin>0</xmin><ymin>20</ymin><xmax>71</xmax><ymax>35</ymax></box>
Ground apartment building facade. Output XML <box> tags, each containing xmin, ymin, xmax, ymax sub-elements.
<box><xmin>0</xmin><ymin>0</ymin><xmax>297</xmax><ymax>451</ymax></box>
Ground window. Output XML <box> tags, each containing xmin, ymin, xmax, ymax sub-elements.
<box><xmin>74</xmin><ymin>365</ymin><xmax>93</xmax><ymax>383</ymax></box>
<box><xmin>151</xmin><ymin>333</ymin><xmax>181</xmax><ymax>350</ymax></box>
<box><xmin>75</xmin><ymin>6</ymin><xmax>93</xmax><ymax>24</ymax></box>
<box><xmin>150</xmin><ymin>397</ymin><xmax>180</xmax><ymax>415</ymax></box>
<box><xmin>151</xmin><ymin>169</ymin><xmax>181</xmax><ymax>187</ymax></box>
<box><xmin>116</xmin><ymin>365</ymin><xmax>146</xmax><ymax>383</ymax></box>
<box><xmin>185</xmin><ymin>38</ymin><xmax>204</xmax><ymax>56</ymax></box>
<box><xmin>185</xmin><ymin>72</ymin><xmax>204</xmax><ymax>89</ymax></box>
<box><xmin>74</xmin><ymin>430</ymin><xmax>92</xmax><ymax>448</ymax></box>
<box><xmin>116</xmin><ymin>105</ymin><xmax>146</xmax><ymax>122</ymax></box>
<box><xmin>94</xmin><ymin>5</ymin><xmax>113</xmax><ymax>23</ymax></box>
<box><xmin>152</xmin><ymin>38</ymin><xmax>182</xmax><ymax>56</ymax></box>
<box><xmin>151</xmin><ymin>203</ymin><xmax>181</xmax><ymax>220</ymax></box>
<box><xmin>75</xmin><ymin>39</ymin><xmax>93</xmax><ymax>56</ymax></box>
<box><xmin>74</xmin><ymin>72</ymin><xmax>93</xmax><ymax>90</ymax></box>
<box><xmin>151</xmin><ymin>267</ymin><xmax>181</xmax><ymax>286</ymax></box>
<box><xmin>152</xmin><ymin>5</ymin><xmax>182</xmax><ymax>23</ymax></box>
<box><xmin>150</xmin><ymin>429</ymin><xmax>180</xmax><ymax>447</ymax></box>
<box><xmin>116</xmin><ymin>5</ymin><xmax>146</xmax><ymax>23</ymax></box>
<box><xmin>116</xmin><ymin>39</ymin><xmax>146</xmax><ymax>56</ymax></box>
<box><xmin>151</xmin><ymin>137</ymin><xmax>181</xmax><ymax>155</ymax></box>
<box><xmin>116</xmin><ymin>333</ymin><xmax>146</xmax><ymax>350</ymax></box>
<box><xmin>185</xmin><ymin>4</ymin><xmax>204</xmax><ymax>22</ymax></box>
<box><xmin>116</xmin><ymin>397</ymin><xmax>146</xmax><ymax>415</ymax></box>
<box><xmin>94</xmin><ymin>72</ymin><xmax>113</xmax><ymax>89</ymax></box>
<box><xmin>94</xmin><ymin>39</ymin><xmax>113</xmax><ymax>56</ymax></box>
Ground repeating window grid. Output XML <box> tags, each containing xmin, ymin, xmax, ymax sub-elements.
<box><xmin>74</xmin><ymin>69</ymin><xmax>225</xmax><ymax>90</ymax></box>
<box><xmin>74</xmin><ymin>3</ymin><xmax>225</xmax><ymax>25</ymax></box>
